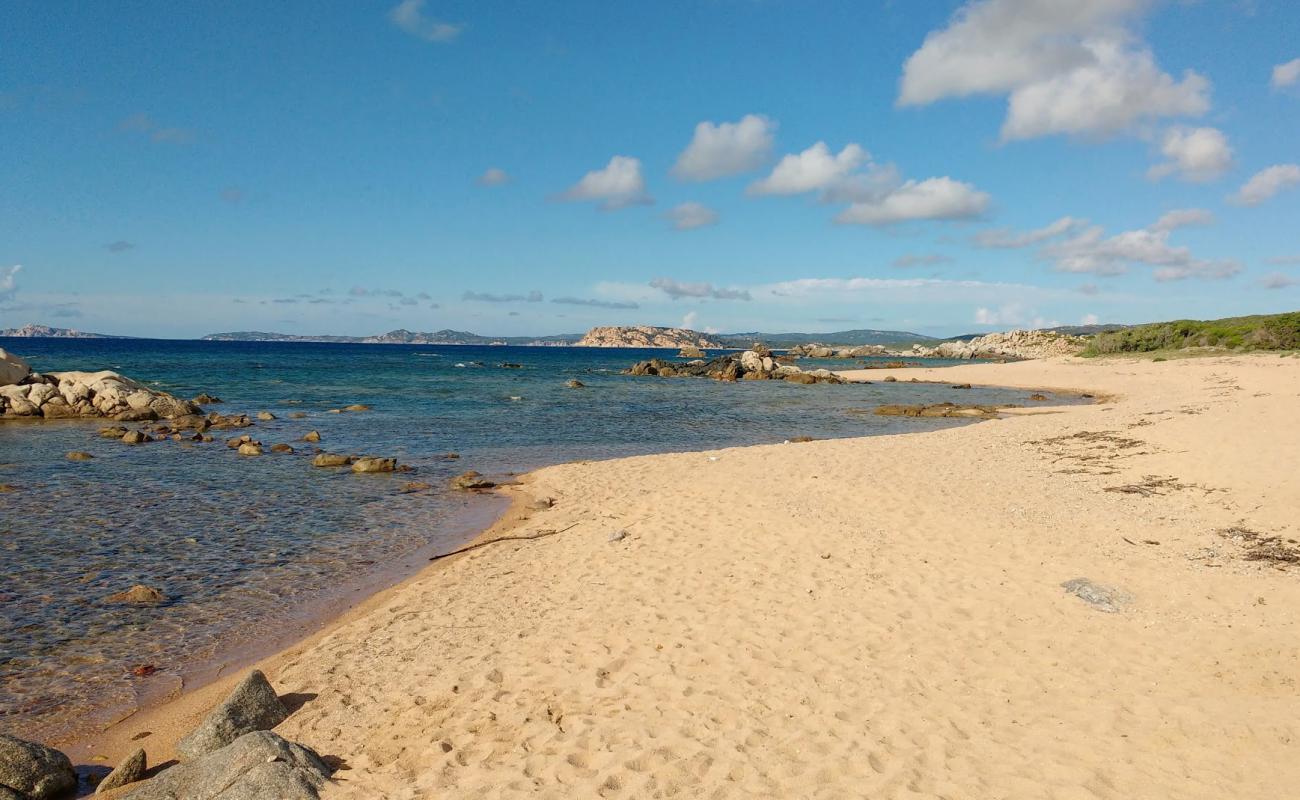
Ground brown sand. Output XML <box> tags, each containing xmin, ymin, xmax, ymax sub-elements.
<box><xmin>79</xmin><ymin>354</ymin><xmax>1300</xmax><ymax>798</ymax></box>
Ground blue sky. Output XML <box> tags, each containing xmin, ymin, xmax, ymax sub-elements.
<box><xmin>2</xmin><ymin>0</ymin><xmax>1298</xmax><ymax>338</ymax></box>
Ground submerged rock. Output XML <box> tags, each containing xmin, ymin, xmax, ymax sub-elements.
<box><xmin>874</xmin><ymin>403</ymin><xmax>999</xmax><ymax>419</ymax></box>
<box><xmin>192</xmin><ymin>393</ymin><xmax>222</xmax><ymax>405</ymax></box>
<box><xmin>0</xmin><ymin>733</ymin><xmax>77</xmax><ymax>800</ymax></box>
<box><xmin>270</xmin><ymin>443</ymin><xmax>294</xmax><ymax>454</ymax></box>
<box><xmin>96</xmin><ymin>747</ymin><xmax>146</xmax><ymax>794</ymax></box>
<box><xmin>175</xmin><ymin>670</ymin><xmax>290</xmax><ymax>761</ymax></box>
<box><xmin>341</xmin><ymin>404</ymin><xmax>370</xmax><ymax>412</ymax></box>
<box><xmin>126</xmin><ymin>731</ymin><xmax>330</xmax><ymax>800</ymax></box>
<box><xmin>566</xmin><ymin>379</ymin><xmax>585</xmax><ymax>388</ymax></box>
<box><xmin>66</xmin><ymin>451</ymin><xmax>94</xmax><ymax>461</ymax></box>
<box><xmin>256</xmin><ymin>411</ymin><xmax>277</xmax><ymax>421</ymax></box>
<box><xmin>451</xmin><ymin>470</ymin><xmax>495</xmax><ymax>491</ymax></box>
<box><xmin>104</xmin><ymin>584</ymin><xmax>166</xmax><ymax>605</ymax></box>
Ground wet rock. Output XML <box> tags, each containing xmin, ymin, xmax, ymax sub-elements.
<box><xmin>114</xmin><ymin>408</ymin><xmax>159</xmax><ymax>422</ymax></box>
<box><xmin>499</xmin><ymin>363</ymin><xmax>523</xmax><ymax>369</ymax></box>
<box><xmin>170</xmin><ymin>414</ymin><xmax>209</xmax><ymax>431</ymax></box>
<box><xmin>882</xmin><ymin>376</ymin><xmax>897</xmax><ymax>382</ymax></box>
<box><xmin>351</xmin><ymin>457</ymin><xmax>396</xmax><ymax>473</ymax></box>
<box><xmin>128</xmin><ymin>731</ymin><xmax>330</xmax><ymax>800</ymax></box>
<box><xmin>226</xmin><ymin>435</ymin><xmax>255</xmax><ymax>449</ymax></box>
<box><xmin>99</xmin><ymin>426</ymin><xmax>128</xmax><ymax>438</ymax></box>
<box><xmin>566</xmin><ymin>379</ymin><xmax>585</xmax><ymax>388</ymax></box>
<box><xmin>66</xmin><ymin>451</ymin><xmax>94</xmax><ymax>461</ymax></box>
<box><xmin>1030</xmin><ymin>393</ymin><xmax>1049</xmax><ymax>401</ymax></box>
<box><xmin>0</xmin><ymin>733</ymin><xmax>76</xmax><ymax>800</ymax></box>
<box><xmin>451</xmin><ymin>470</ymin><xmax>495</xmax><ymax>491</ymax></box>
<box><xmin>256</xmin><ymin>411</ymin><xmax>276</xmax><ymax>421</ymax></box>
<box><xmin>192</xmin><ymin>393</ymin><xmax>222</xmax><ymax>405</ymax></box>
<box><xmin>1061</xmin><ymin>578</ymin><xmax>1132</xmax><ymax>613</ymax></box>
<box><xmin>175</xmin><ymin>670</ymin><xmax>290</xmax><ymax>761</ymax></box>
<box><xmin>104</xmin><ymin>584</ymin><xmax>166</xmax><ymax>605</ymax></box>
<box><xmin>270</xmin><ymin>443</ymin><xmax>294</xmax><ymax>454</ymax></box>
<box><xmin>237</xmin><ymin>443</ymin><xmax>263</xmax><ymax>456</ymax></box>
<box><xmin>311</xmin><ymin>453</ymin><xmax>352</xmax><ymax>468</ymax></box>
<box><xmin>208</xmin><ymin>413</ymin><xmax>253</xmax><ymax>430</ymax></box>
<box><xmin>96</xmin><ymin>747</ymin><xmax>146</xmax><ymax>794</ymax></box>
<box><xmin>342</xmin><ymin>404</ymin><xmax>370</xmax><ymax>412</ymax></box>
<box><xmin>288</xmin><ymin>411</ymin><xmax>308</xmax><ymax>419</ymax></box>
<box><xmin>874</xmin><ymin>403</ymin><xmax>998</xmax><ymax>419</ymax></box>
<box><xmin>951</xmin><ymin>383</ymin><xmax>972</xmax><ymax>389</ymax></box>
<box><xmin>301</xmin><ymin>431</ymin><xmax>321</xmax><ymax>443</ymax></box>
<box><xmin>121</xmin><ymin>430</ymin><xmax>151</xmax><ymax>445</ymax></box>
<box><xmin>401</xmin><ymin>481</ymin><xmax>432</xmax><ymax>493</ymax></box>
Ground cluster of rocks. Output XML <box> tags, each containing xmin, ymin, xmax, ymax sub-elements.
<box><xmin>1</xmin><ymin>351</ymin><xmax>200</xmax><ymax>421</ymax></box>
<box><xmin>785</xmin><ymin>344</ymin><xmax>890</xmax><ymax>358</ymax></box>
<box><xmin>627</xmin><ymin>346</ymin><xmax>845</xmax><ymax>385</ymax></box>
<box><xmin>909</xmin><ymin>329</ymin><xmax>1085</xmax><ymax>360</ymax></box>
<box><xmin>874</xmin><ymin>402</ymin><xmax>1002</xmax><ymax>419</ymax></box>
<box><xmin>0</xmin><ymin>671</ymin><xmax>331</xmax><ymax>799</ymax></box>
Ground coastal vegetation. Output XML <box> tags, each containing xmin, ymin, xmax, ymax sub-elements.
<box><xmin>1081</xmin><ymin>312</ymin><xmax>1300</xmax><ymax>356</ymax></box>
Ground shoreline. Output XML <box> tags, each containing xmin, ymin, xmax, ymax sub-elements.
<box><xmin>48</xmin><ymin>354</ymin><xmax>1300</xmax><ymax>797</ymax></box>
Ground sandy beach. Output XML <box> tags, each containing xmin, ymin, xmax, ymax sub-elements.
<box><xmin>78</xmin><ymin>353</ymin><xmax>1300</xmax><ymax>799</ymax></box>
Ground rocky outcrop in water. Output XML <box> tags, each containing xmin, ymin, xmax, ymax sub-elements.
<box><xmin>874</xmin><ymin>403</ymin><xmax>1001</xmax><ymax>419</ymax></box>
<box><xmin>909</xmin><ymin>330</ymin><xmax>1085</xmax><ymax>360</ymax></box>
<box><xmin>785</xmin><ymin>344</ymin><xmax>890</xmax><ymax>358</ymax></box>
<box><xmin>577</xmin><ymin>326</ymin><xmax>724</xmax><ymax>349</ymax></box>
<box><xmin>627</xmin><ymin>348</ymin><xmax>844</xmax><ymax>384</ymax></box>
<box><xmin>0</xmin><ymin>357</ymin><xmax>201</xmax><ymax>421</ymax></box>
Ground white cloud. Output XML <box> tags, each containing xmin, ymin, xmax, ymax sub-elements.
<box><xmin>1230</xmin><ymin>164</ymin><xmax>1300</xmax><ymax>206</ymax></box>
<box><xmin>388</xmin><ymin>0</ymin><xmax>463</xmax><ymax>42</ymax></box>
<box><xmin>1272</xmin><ymin>58</ymin><xmax>1300</xmax><ymax>89</ymax></box>
<box><xmin>974</xmin><ymin>216</ymin><xmax>1083</xmax><ymax>248</ymax></box>
<box><xmin>1150</xmin><ymin>208</ymin><xmax>1214</xmax><ymax>231</ymax></box>
<box><xmin>650</xmin><ymin>278</ymin><xmax>750</xmax><ymax>301</ymax></box>
<box><xmin>973</xmin><ymin>302</ymin><xmax>1058</xmax><ymax>329</ymax></box>
<box><xmin>1</xmin><ymin>264</ymin><xmax>20</xmax><ymax>301</ymax></box>
<box><xmin>1260</xmin><ymin>272</ymin><xmax>1298</xmax><ymax>290</ymax></box>
<box><xmin>477</xmin><ymin>167</ymin><xmax>510</xmax><ymax>186</ymax></box>
<box><xmin>899</xmin><ymin>0</ymin><xmax>1209</xmax><ymax>140</ymax></box>
<box><xmin>1043</xmin><ymin>222</ymin><xmax>1239</xmax><ymax>281</ymax></box>
<box><xmin>671</xmin><ymin>114</ymin><xmax>775</xmax><ymax>181</ymax></box>
<box><xmin>1265</xmin><ymin>254</ymin><xmax>1300</xmax><ymax>266</ymax></box>
<box><xmin>1081</xmin><ymin>313</ymin><xmax>1101</xmax><ymax>325</ymax></box>
<box><xmin>1148</xmin><ymin>126</ymin><xmax>1233</xmax><ymax>182</ymax></box>
<box><xmin>681</xmin><ymin>311</ymin><xmax>699</xmax><ymax>330</ymax></box>
<box><xmin>835</xmin><ymin>177</ymin><xmax>990</xmax><ymax>226</ymax></box>
<box><xmin>560</xmin><ymin>156</ymin><xmax>652</xmax><ymax>210</ymax></box>
<box><xmin>666</xmin><ymin>202</ymin><xmax>720</xmax><ymax>230</ymax></box>
<box><xmin>748</xmin><ymin>142</ymin><xmax>869</xmax><ymax>196</ymax></box>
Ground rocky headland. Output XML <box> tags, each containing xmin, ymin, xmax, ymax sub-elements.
<box><xmin>576</xmin><ymin>325</ymin><xmax>725</xmax><ymax>349</ymax></box>
<box><xmin>907</xmin><ymin>329</ymin><xmax>1086</xmax><ymax>360</ymax></box>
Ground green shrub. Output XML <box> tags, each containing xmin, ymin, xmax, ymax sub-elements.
<box><xmin>1082</xmin><ymin>312</ymin><xmax>1300</xmax><ymax>356</ymax></box>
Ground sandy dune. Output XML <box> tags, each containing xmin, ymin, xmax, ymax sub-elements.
<box><xmin>85</xmin><ymin>354</ymin><xmax>1300</xmax><ymax>798</ymax></box>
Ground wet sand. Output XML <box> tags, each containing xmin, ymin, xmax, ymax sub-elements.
<box><xmin>77</xmin><ymin>353</ymin><xmax>1300</xmax><ymax>799</ymax></box>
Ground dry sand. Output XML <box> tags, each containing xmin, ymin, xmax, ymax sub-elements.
<box><xmin>80</xmin><ymin>354</ymin><xmax>1300</xmax><ymax>798</ymax></box>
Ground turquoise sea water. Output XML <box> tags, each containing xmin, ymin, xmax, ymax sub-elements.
<box><xmin>0</xmin><ymin>338</ymin><xmax>1079</xmax><ymax>741</ymax></box>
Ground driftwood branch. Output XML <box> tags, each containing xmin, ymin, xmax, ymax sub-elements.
<box><xmin>427</xmin><ymin>523</ymin><xmax>580</xmax><ymax>563</ymax></box>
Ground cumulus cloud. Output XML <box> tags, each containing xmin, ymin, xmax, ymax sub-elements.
<box><xmin>105</xmin><ymin>240</ymin><xmax>135</xmax><ymax>253</ymax></box>
<box><xmin>665</xmin><ymin>202</ymin><xmax>719</xmax><ymax>230</ymax></box>
<box><xmin>671</xmin><ymin>114</ymin><xmax>775</xmax><ymax>181</ymax></box>
<box><xmin>748</xmin><ymin>142</ymin><xmax>868</xmax><ymax>196</ymax></box>
<box><xmin>478</xmin><ymin>167</ymin><xmax>510</xmax><ymax>186</ymax></box>
<box><xmin>463</xmin><ymin>290</ymin><xmax>544</xmax><ymax>303</ymax></box>
<box><xmin>650</xmin><ymin>278</ymin><xmax>751</xmax><ymax>301</ymax></box>
<box><xmin>973</xmin><ymin>216</ymin><xmax>1084</xmax><ymax>248</ymax></box>
<box><xmin>1272</xmin><ymin>58</ymin><xmax>1300</xmax><ymax>89</ymax></box>
<box><xmin>974</xmin><ymin>302</ymin><xmax>1060</xmax><ymax>329</ymax></box>
<box><xmin>1150</xmin><ymin>208</ymin><xmax>1213</xmax><ymax>231</ymax></box>
<box><xmin>551</xmin><ymin>296</ymin><xmax>640</xmax><ymax>310</ymax></box>
<box><xmin>899</xmin><ymin>0</ymin><xmax>1210</xmax><ymax>140</ymax></box>
<box><xmin>388</xmin><ymin>0</ymin><xmax>463</xmax><ymax>42</ymax></box>
<box><xmin>892</xmin><ymin>253</ymin><xmax>953</xmax><ymax>268</ymax></box>
<box><xmin>1148</xmin><ymin>127</ymin><xmax>1233</xmax><ymax>182</ymax></box>
<box><xmin>1081</xmin><ymin>313</ymin><xmax>1101</xmax><ymax>325</ymax></box>
<box><xmin>1230</xmin><ymin>164</ymin><xmax>1300</xmax><ymax>206</ymax></box>
<box><xmin>0</xmin><ymin>264</ymin><xmax>19</xmax><ymax>301</ymax></box>
<box><xmin>1260</xmin><ymin>272</ymin><xmax>1298</xmax><ymax>290</ymax></box>
<box><xmin>1042</xmin><ymin>219</ymin><xmax>1239</xmax><ymax>281</ymax></box>
<box><xmin>560</xmin><ymin>156</ymin><xmax>652</xmax><ymax>210</ymax></box>
<box><xmin>835</xmin><ymin>177</ymin><xmax>990</xmax><ymax>226</ymax></box>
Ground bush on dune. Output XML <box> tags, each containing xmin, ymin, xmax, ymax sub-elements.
<box><xmin>1082</xmin><ymin>312</ymin><xmax>1300</xmax><ymax>356</ymax></box>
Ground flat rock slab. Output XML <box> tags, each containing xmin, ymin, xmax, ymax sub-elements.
<box><xmin>175</xmin><ymin>670</ymin><xmax>289</xmax><ymax>761</ymax></box>
<box><xmin>125</xmin><ymin>731</ymin><xmax>331</xmax><ymax>800</ymax></box>
<box><xmin>1061</xmin><ymin>578</ymin><xmax>1133</xmax><ymax>613</ymax></box>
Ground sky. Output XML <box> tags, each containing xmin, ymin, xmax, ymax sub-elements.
<box><xmin>2</xmin><ymin>0</ymin><xmax>1299</xmax><ymax>339</ymax></box>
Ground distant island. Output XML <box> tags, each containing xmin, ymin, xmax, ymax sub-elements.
<box><xmin>0</xmin><ymin>323</ymin><xmax>127</xmax><ymax>339</ymax></box>
<box><xmin>575</xmin><ymin>326</ymin><xmax>725</xmax><ymax>348</ymax></box>
<box><xmin>201</xmin><ymin>329</ymin><xmax>584</xmax><ymax>346</ymax></box>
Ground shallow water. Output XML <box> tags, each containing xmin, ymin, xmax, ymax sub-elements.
<box><xmin>0</xmin><ymin>338</ymin><xmax>1080</xmax><ymax>740</ymax></box>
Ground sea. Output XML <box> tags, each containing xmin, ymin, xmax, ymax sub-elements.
<box><xmin>0</xmin><ymin>338</ymin><xmax>1080</xmax><ymax>741</ymax></box>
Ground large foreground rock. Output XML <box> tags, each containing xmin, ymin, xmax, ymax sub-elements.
<box><xmin>96</xmin><ymin>748</ymin><xmax>146</xmax><ymax>794</ymax></box>
<box><xmin>0</xmin><ymin>367</ymin><xmax>201</xmax><ymax>421</ymax></box>
<box><xmin>175</xmin><ymin>671</ymin><xmax>289</xmax><ymax>761</ymax></box>
<box><xmin>125</xmin><ymin>732</ymin><xmax>331</xmax><ymax>800</ymax></box>
<box><xmin>0</xmin><ymin>733</ymin><xmax>76</xmax><ymax>800</ymax></box>
<box><xmin>0</xmin><ymin>349</ymin><xmax>31</xmax><ymax>386</ymax></box>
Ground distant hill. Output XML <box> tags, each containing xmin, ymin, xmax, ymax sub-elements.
<box><xmin>1</xmin><ymin>323</ymin><xmax>127</xmax><ymax>339</ymax></box>
<box><xmin>947</xmin><ymin>324</ymin><xmax>1130</xmax><ymax>342</ymax></box>
<box><xmin>1083</xmin><ymin>312</ymin><xmax>1300</xmax><ymax>355</ymax></box>
<box><xmin>717</xmin><ymin>329</ymin><xmax>939</xmax><ymax>348</ymax></box>
<box><xmin>576</xmin><ymin>326</ymin><xmax>725</xmax><ymax>348</ymax></box>
<box><xmin>202</xmin><ymin>329</ymin><xmax>584</xmax><ymax>346</ymax></box>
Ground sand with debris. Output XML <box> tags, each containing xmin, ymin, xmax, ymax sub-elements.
<box><xmin>81</xmin><ymin>354</ymin><xmax>1300</xmax><ymax>799</ymax></box>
